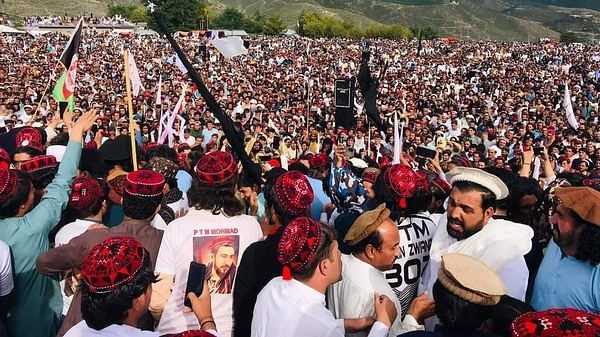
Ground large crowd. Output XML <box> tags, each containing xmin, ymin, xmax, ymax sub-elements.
<box><xmin>0</xmin><ymin>25</ymin><xmax>599</xmax><ymax>337</ymax></box>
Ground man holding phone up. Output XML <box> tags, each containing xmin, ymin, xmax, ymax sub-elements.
<box><xmin>152</xmin><ymin>151</ymin><xmax>263</xmax><ymax>337</ymax></box>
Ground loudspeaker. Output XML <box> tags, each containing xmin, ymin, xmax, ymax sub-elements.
<box><xmin>335</xmin><ymin>79</ymin><xmax>353</xmax><ymax>108</ymax></box>
<box><xmin>335</xmin><ymin>79</ymin><xmax>355</xmax><ymax>129</ymax></box>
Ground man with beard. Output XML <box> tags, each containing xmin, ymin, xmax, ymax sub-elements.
<box><xmin>530</xmin><ymin>187</ymin><xmax>600</xmax><ymax>313</ymax></box>
<box><xmin>420</xmin><ymin>167</ymin><xmax>533</xmax><ymax>310</ymax></box>
<box><xmin>204</xmin><ymin>237</ymin><xmax>237</xmax><ymax>294</ymax></box>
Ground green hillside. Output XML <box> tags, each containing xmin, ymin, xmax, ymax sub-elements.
<box><xmin>1</xmin><ymin>0</ymin><xmax>598</xmax><ymax>42</ymax></box>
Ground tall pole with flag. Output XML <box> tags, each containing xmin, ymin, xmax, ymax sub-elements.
<box><xmin>393</xmin><ymin>111</ymin><xmax>401</xmax><ymax>164</ymax></box>
<box><xmin>52</xmin><ymin>18</ymin><xmax>83</xmax><ymax>118</ymax></box>
<box><xmin>149</xmin><ymin>2</ymin><xmax>261</xmax><ymax>186</ymax></box>
<box><xmin>123</xmin><ymin>50</ymin><xmax>139</xmax><ymax>171</ymax></box>
<box><xmin>563</xmin><ymin>82</ymin><xmax>579</xmax><ymax>130</ymax></box>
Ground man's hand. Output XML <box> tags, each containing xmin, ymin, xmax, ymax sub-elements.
<box><xmin>322</xmin><ymin>203</ymin><xmax>336</xmax><ymax>213</ymax></box>
<box><xmin>70</xmin><ymin>109</ymin><xmax>98</xmax><ymax>141</ymax></box>
<box><xmin>344</xmin><ymin>317</ymin><xmax>375</xmax><ymax>332</ymax></box>
<box><xmin>407</xmin><ymin>293</ymin><xmax>435</xmax><ymax>324</ymax></box>
<box><xmin>374</xmin><ymin>293</ymin><xmax>397</xmax><ymax>328</ymax></box>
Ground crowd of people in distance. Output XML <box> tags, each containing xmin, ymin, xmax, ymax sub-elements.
<box><xmin>0</xmin><ymin>22</ymin><xmax>599</xmax><ymax>337</ymax></box>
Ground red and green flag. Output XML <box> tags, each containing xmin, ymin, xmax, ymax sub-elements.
<box><xmin>192</xmin><ymin>83</ymin><xmax>201</xmax><ymax>100</ymax></box>
<box><xmin>52</xmin><ymin>18</ymin><xmax>83</xmax><ymax>116</ymax></box>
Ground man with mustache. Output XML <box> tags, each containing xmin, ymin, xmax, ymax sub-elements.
<box><xmin>420</xmin><ymin>167</ymin><xmax>534</xmax><ymax>308</ymax></box>
<box><xmin>530</xmin><ymin>187</ymin><xmax>600</xmax><ymax>313</ymax></box>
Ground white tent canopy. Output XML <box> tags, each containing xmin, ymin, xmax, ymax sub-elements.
<box><xmin>0</xmin><ymin>24</ymin><xmax>25</xmax><ymax>34</ymax></box>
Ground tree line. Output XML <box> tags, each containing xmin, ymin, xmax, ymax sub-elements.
<box><xmin>107</xmin><ymin>0</ymin><xmax>440</xmax><ymax>39</ymax></box>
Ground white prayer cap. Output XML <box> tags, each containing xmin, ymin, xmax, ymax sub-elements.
<box><xmin>446</xmin><ymin>167</ymin><xmax>509</xmax><ymax>200</ymax></box>
<box><xmin>46</xmin><ymin>145</ymin><xmax>66</xmax><ymax>162</ymax></box>
<box><xmin>348</xmin><ymin>158</ymin><xmax>368</xmax><ymax>169</ymax></box>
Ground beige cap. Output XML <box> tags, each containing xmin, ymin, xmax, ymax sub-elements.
<box><xmin>438</xmin><ymin>253</ymin><xmax>506</xmax><ymax>306</ymax></box>
<box><xmin>555</xmin><ymin>186</ymin><xmax>600</xmax><ymax>226</ymax></box>
<box><xmin>344</xmin><ymin>203</ymin><xmax>390</xmax><ymax>246</ymax></box>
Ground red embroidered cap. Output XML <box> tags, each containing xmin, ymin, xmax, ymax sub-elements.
<box><xmin>20</xmin><ymin>155</ymin><xmax>58</xmax><ymax>174</ymax></box>
<box><xmin>69</xmin><ymin>177</ymin><xmax>105</xmax><ymax>211</ymax></box>
<box><xmin>80</xmin><ymin>236</ymin><xmax>148</xmax><ymax>293</ymax></box>
<box><xmin>383</xmin><ymin>164</ymin><xmax>429</xmax><ymax>208</ymax></box>
<box><xmin>511</xmin><ymin>308</ymin><xmax>600</xmax><ymax>337</ymax></box>
<box><xmin>194</xmin><ymin>151</ymin><xmax>237</xmax><ymax>186</ymax></box>
<box><xmin>0</xmin><ymin>169</ymin><xmax>19</xmax><ymax>204</ymax></box>
<box><xmin>142</xmin><ymin>142</ymin><xmax>159</xmax><ymax>154</ymax></box>
<box><xmin>277</xmin><ymin>216</ymin><xmax>323</xmax><ymax>272</ymax></box>
<box><xmin>431</xmin><ymin>177</ymin><xmax>452</xmax><ymax>195</ymax></box>
<box><xmin>362</xmin><ymin>167</ymin><xmax>380</xmax><ymax>184</ymax></box>
<box><xmin>0</xmin><ymin>147</ymin><xmax>10</xmax><ymax>170</ymax></box>
<box><xmin>308</xmin><ymin>153</ymin><xmax>330</xmax><ymax>170</ymax></box>
<box><xmin>15</xmin><ymin>127</ymin><xmax>43</xmax><ymax>152</ymax></box>
<box><xmin>274</xmin><ymin>170</ymin><xmax>314</xmax><ymax>216</ymax></box>
<box><xmin>83</xmin><ymin>141</ymin><xmax>97</xmax><ymax>150</ymax></box>
<box><xmin>123</xmin><ymin>170</ymin><xmax>165</xmax><ymax>198</ymax></box>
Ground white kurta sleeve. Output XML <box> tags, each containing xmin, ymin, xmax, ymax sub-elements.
<box><xmin>498</xmin><ymin>256</ymin><xmax>529</xmax><ymax>301</ymax></box>
<box><xmin>367</xmin><ymin>322</ymin><xmax>390</xmax><ymax>337</ymax></box>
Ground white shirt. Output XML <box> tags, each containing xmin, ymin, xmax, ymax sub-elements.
<box><xmin>253</xmin><ymin>277</ymin><xmax>389</xmax><ymax>337</ymax></box>
<box><xmin>327</xmin><ymin>254</ymin><xmax>423</xmax><ymax>337</ymax></box>
<box><xmin>55</xmin><ymin>219</ymin><xmax>99</xmax><ymax>315</ymax></box>
<box><xmin>419</xmin><ymin>217</ymin><xmax>532</xmax><ymax>330</ymax></box>
<box><xmin>0</xmin><ymin>240</ymin><xmax>13</xmax><ymax>297</ymax></box>
<box><xmin>384</xmin><ymin>212</ymin><xmax>437</xmax><ymax>317</ymax></box>
<box><xmin>64</xmin><ymin>321</ymin><xmax>160</xmax><ymax>337</ymax></box>
<box><xmin>151</xmin><ymin>193</ymin><xmax>189</xmax><ymax>231</ymax></box>
<box><xmin>155</xmin><ymin>209</ymin><xmax>263</xmax><ymax>337</ymax></box>
<box><xmin>64</xmin><ymin>320</ymin><xmax>218</xmax><ymax>337</ymax></box>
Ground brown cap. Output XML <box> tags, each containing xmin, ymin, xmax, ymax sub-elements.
<box><xmin>554</xmin><ymin>186</ymin><xmax>600</xmax><ymax>226</ymax></box>
<box><xmin>438</xmin><ymin>253</ymin><xmax>506</xmax><ymax>306</ymax></box>
<box><xmin>344</xmin><ymin>203</ymin><xmax>391</xmax><ymax>245</ymax></box>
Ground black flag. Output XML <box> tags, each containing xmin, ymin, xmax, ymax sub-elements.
<box><xmin>150</xmin><ymin>10</ymin><xmax>262</xmax><ymax>186</ymax></box>
<box><xmin>357</xmin><ymin>48</ymin><xmax>386</xmax><ymax>132</ymax></box>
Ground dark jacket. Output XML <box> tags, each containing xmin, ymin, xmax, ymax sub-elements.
<box><xmin>36</xmin><ymin>219</ymin><xmax>163</xmax><ymax>336</ymax></box>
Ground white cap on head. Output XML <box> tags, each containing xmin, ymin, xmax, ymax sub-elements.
<box><xmin>46</xmin><ymin>145</ymin><xmax>67</xmax><ymax>162</ymax></box>
<box><xmin>446</xmin><ymin>167</ymin><xmax>509</xmax><ymax>200</ymax></box>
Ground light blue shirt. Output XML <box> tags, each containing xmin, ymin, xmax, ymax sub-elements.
<box><xmin>176</xmin><ymin>170</ymin><xmax>192</xmax><ymax>194</ymax></box>
<box><xmin>307</xmin><ymin>177</ymin><xmax>331</xmax><ymax>221</ymax></box>
<box><xmin>531</xmin><ymin>239</ymin><xmax>600</xmax><ymax>314</ymax></box>
<box><xmin>0</xmin><ymin>140</ymin><xmax>81</xmax><ymax>337</ymax></box>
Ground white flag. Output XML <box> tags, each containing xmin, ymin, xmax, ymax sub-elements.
<box><xmin>155</xmin><ymin>74</ymin><xmax>162</xmax><ymax>105</ymax></box>
<box><xmin>159</xmin><ymin>84</ymin><xmax>187</xmax><ymax>144</ymax></box>
<box><xmin>210</xmin><ymin>37</ymin><xmax>248</xmax><ymax>59</ymax></box>
<box><xmin>128</xmin><ymin>51</ymin><xmax>144</xmax><ymax>96</ymax></box>
<box><xmin>563</xmin><ymin>82</ymin><xmax>579</xmax><ymax>130</ymax></box>
<box><xmin>393</xmin><ymin>111</ymin><xmax>401</xmax><ymax>164</ymax></box>
<box><xmin>166</xmin><ymin>54</ymin><xmax>188</xmax><ymax>74</ymax></box>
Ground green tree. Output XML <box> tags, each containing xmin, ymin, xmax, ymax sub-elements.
<box><xmin>244</xmin><ymin>11</ymin><xmax>265</xmax><ymax>34</ymax></box>
<box><xmin>560</xmin><ymin>32</ymin><xmax>580</xmax><ymax>43</ymax></box>
<box><xmin>299</xmin><ymin>11</ymin><xmax>411</xmax><ymax>39</ymax></box>
<box><xmin>145</xmin><ymin>0</ymin><xmax>206</xmax><ymax>32</ymax></box>
<box><xmin>130</xmin><ymin>7</ymin><xmax>150</xmax><ymax>23</ymax></box>
<box><xmin>107</xmin><ymin>4</ymin><xmax>135</xmax><ymax>18</ymax></box>
<box><xmin>263</xmin><ymin>13</ymin><xmax>285</xmax><ymax>35</ymax></box>
<box><xmin>212</xmin><ymin>7</ymin><xmax>246</xmax><ymax>30</ymax></box>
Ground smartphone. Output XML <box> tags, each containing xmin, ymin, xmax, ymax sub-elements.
<box><xmin>273</xmin><ymin>136</ymin><xmax>281</xmax><ymax>149</ymax></box>
<box><xmin>416</xmin><ymin>146</ymin><xmax>437</xmax><ymax>159</ymax></box>
<box><xmin>184</xmin><ymin>262</ymin><xmax>206</xmax><ymax>309</ymax></box>
<box><xmin>533</xmin><ymin>147</ymin><xmax>544</xmax><ymax>156</ymax></box>
<box><xmin>259</xmin><ymin>155</ymin><xmax>272</xmax><ymax>162</ymax></box>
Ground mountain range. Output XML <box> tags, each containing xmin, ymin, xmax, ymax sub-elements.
<box><xmin>1</xmin><ymin>0</ymin><xmax>598</xmax><ymax>42</ymax></box>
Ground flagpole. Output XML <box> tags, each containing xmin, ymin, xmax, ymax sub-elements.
<box><xmin>30</xmin><ymin>68</ymin><xmax>56</xmax><ymax>122</ymax></box>
<box><xmin>123</xmin><ymin>50</ymin><xmax>139</xmax><ymax>171</ymax></box>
